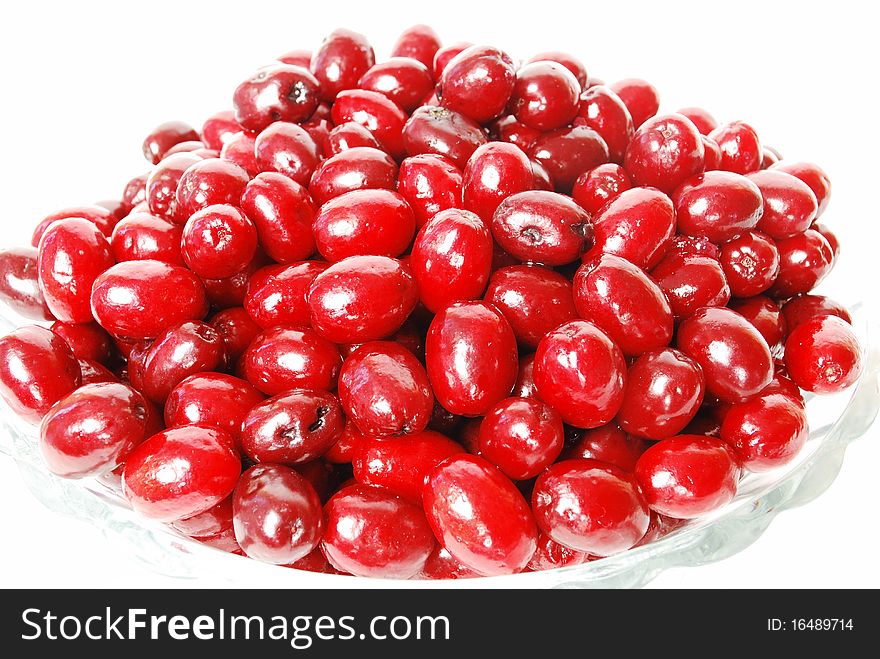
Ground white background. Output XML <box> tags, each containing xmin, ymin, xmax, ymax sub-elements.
<box><xmin>0</xmin><ymin>0</ymin><xmax>878</xmax><ymax>588</ymax></box>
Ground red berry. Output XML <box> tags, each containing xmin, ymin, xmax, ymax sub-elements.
<box><xmin>728</xmin><ymin>295</ymin><xmax>787</xmax><ymax>350</ymax></box>
<box><xmin>624</xmin><ymin>114</ymin><xmax>705</xmax><ymax>194</ymax></box>
<box><xmin>50</xmin><ymin>321</ymin><xmax>112</xmax><ymax>364</ymax></box>
<box><xmin>165</xmin><ymin>372</ymin><xmax>264</xmax><ymax>442</ymax></box>
<box><xmin>781</xmin><ymin>294</ymin><xmax>851</xmax><ymax>331</ymax></box>
<box><xmin>463</xmin><ymin>142</ymin><xmax>535</xmax><ymax>222</ymax></box>
<box><xmin>391</xmin><ymin>25</ymin><xmax>442</xmax><ymax>70</ymax></box>
<box><xmin>0</xmin><ymin>247</ymin><xmax>52</xmax><ymax>320</ymax></box>
<box><xmin>410</xmin><ymin>208</ymin><xmax>493</xmax><ymax>313</ymax></box>
<box><xmin>240</xmin><ymin>326</ymin><xmax>341</xmax><ymax>395</ymax></box>
<box><xmin>233</xmin><ymin>463</ymin><xmax>323</xmax><ymax>564</ymax></box>
<box><xmin>403</xmin><ymin>105</ymin><xmax>488</xmax><ymax>170</ymax></box>
<box><xmin>771</xmin><ymin>160</ymin><xmax>831</xmax><ymax>216</ymax></box>
<box><xmin>510</xmin><ymin>61</ymin><xmax>581</xmax><ymax>131</ymax></box>
<box><xmin>609</xmin><ymin>78</ymin><xmax>659</xmax><ymax>128</ymax></box>
<box><xmin>720</xmin><ymin>393</ymin><xmax>808</xmax><ymax>471</ymax></box>
<box><xmin>353</xmin><ymin>430</ymin><xmax>463</xmax><ymax>501</ymax></box>
<box><xmin>426</xmin><ymin>301</ymin><xmax>518</xmax><ymax>417</ymax></box>
<box><xmin>484</xmin><ymin>265</ymin><xmax>578</xmax><ymax>350</ymax></box>
<box><xmin>489</xmin><ymin>115</ymin><xmax>542</xmax><ymax>152</ymax></box>
<box><xmin>719</xmin><ymin>230</ymin><xmax>780</xmax><ymax>297</ymax></box>
<box><xmin>432</xmin><ymin>42</ymin><xmax>471</xmax><ymax>79</ymax></box>
<box><xmin>201</xmin><ymin>110</ymin><xmax>241</xmax><ymax>151</ymax></box>
<box><xmin>323</xmin><ymin>483</ymin><xmax>435</xmax><ymax>579</ymax></box>
<box><xmin>769</xmin><ymin>228</ymin><xmax>834</xmax><ymax>298</ymax></box>
<box><xmin>709</xmin><ymin>121</ymin><xmax>762</xmax><ymax>175</ymax></box>
<box><xmin>91</xmin><ymin>260</ymin><xmax>208</xmax><ymax>340</ymax></box>
<box><xmin>617</xmin><ymin>348</ymin><xmax>705</xmax><ymax>440</ymax></box>
<box><xmin>423</xmin><ymin>454</ymin><xmax>538</xmax><ymax>576</ymax></box>
<box><xmin>309</xmin><ymin>146</ymin><xmax>397</xmax><ymax>205</ymax></box>
<box><xmin>208</xmin><ymin>307</ymin><xmax>261</xmax><ymax>361</ymax></box>
<box><xmin>527</xmin><ymin>533</ymin><xmax>590</xmax><ymax>572</ymax></box>
<box><xmin>651</xmin><ymin>253</ymin><xmax>731</xmax><ymax>320</ymax></box>
<box><xmin>38</xmin><ymin>218</ymin><xmax>115</xmax><ymax>323</ymax></box>
<box><xmin>32</xmin><ymin>205</ymin><xmax>118</xmax><ymax>247</ymax></box>
<box><xmin>635</xmin><ymin>435</ymin><xmax>739</xmax><ymax>519</ymax></box>
<box><xmin>110</xmin><ymin>212</ymin><xmax>183</xmax><ymax>265</ymax></box>
<box><xmin>672</xmin><ymin>171</ymin><xmax>764</xmax><ymax>243</ymax></box>
<box><xmin>146</xmin><ymin>153</ymin><xmax>202</xmax><ymax>221</ymax></box>
<box><xmin>573</xmin><ymin>254</ymin><xmax>673</xmax><ymax>357</ymax></box>
<box><xmin>220</xmin><ymin>131</ymin><xmax>258</xmax><ymax>177</ymax></box>
<box><xmin>533</xmin><ymin>320</ymin><xmax>627</xmax><ymax>428</ymax></box>
<box><xmin>122</xmin><ymin>425</ymin><xmax>240</xmax><ymax>522</ymax></box>
<box><xmin>331</xmin><ymin>89</ymin><xmax>407</xmax><ymax>159</ymax></box>
<box><xmin>397</xmin><ymin>154</ymin><xmax>463</xmax><ymax>228</ymax></box>
<box><xmin>492</xmin><ymin>190</ymin><xmax>593</xmax><ymax>266</ymax></box>
<box><xmin>575</xmin><ymin>85</ymin><xmax>635</xmax><ymax>163</ymax></box>
<box><xmin>438</xmin><ymin>45</ymin><xmax>516</xmax><ymax>124</ymax></box>
<box><xmin>142</xmin><ymin>121</ymin><xmax>199</xmax><ymax>164</ymax></box>
<box><xmin>314</xmin><ymin>189</ymin><xmax>415</xmax><ymax>262</ymax></box>
<box><xmin>325</xmin><ymin>122</ymin><xmax>381</xmax><ymax>156</ymax></box>
<box><xmin>233</xmin><ymin>64</ymin><xmax>320</xmax><ymax>132</ymax></box>
<box><xmin>339</xmin><ymin>341</ymin><xmax>433</xmax><ymax>437</ymax></box>
<box><xmin>254</xmin><ymin>122</ymin><xmax>319</xmax><ymax>186</ymax></box>
<box><xmin>784</xmin><ymin>315</ymin><xmax>862</xmax><ymax>394</ymax></box>
<box><xmin>175</xmin><ymin>158</ymin><xmax>250</xmax><ymax>219</ymax></box>
<box><xmin>676</xmin><ymin>306</ymin><xmax>773</xmax><ymax>403</ymax></box>
<box><xmin>140</xmin><ymin>321</ymin><xmax>226</xmax><ymax>403</ymax></box>
<box><xmin>358</xmin><ymin>57</ymin><xmax>434</xmax><ymax>113</ymax></box>
<box><xmin>244</xmin><ymin>261</ymin><xmax>328</xmax><ymax>329</ymax></box>
<box><xmin>748</xmin><ymin>169</ymin><xmax>818</xmax><ymax>239</ymax></box>
<box><xmin>529</xmin><ymin>125</ymin><xmax>609</xmax><ymax>193</ymax></box>
<box><xmin>240</xmin><ymin>173</ymin><xmax>316</xmax><ymax>263</ymax></box>
<box><xmin>565</xmin><ymin>423</ymin><xmax>649</xmax><ymax>472</ymax></box>
<box><xmin>240</xmin><ymin>388</ymin><xmax>344</xmax><ymax>464</ymax></box>
<box><xmin>532</xmin><ymin>459</ymin><xmax>650</xmax><ymax>555</ymax></box>
<box><xmin>525</xmin><ymin>51</ymin><xmax>588</xmax><ymax>89</ymax></box>
<box><xmin>40</xmin><ymin>382</ymin><xmax>150</xmax><ymax>478</ymax></box>
<box><xmin>676</xmin><ymin>107</ymin><xmax>718</xmax><ymax>135</ymax></box>
<box><xmin>583</xmin><ymin>187</ymin><xmax>675</xmax><ymax>270</ymax></box>
<box><xmin>181</xmin><ymin>204</ymin><xmax>258</xmax><ymax>279</ymax></box>
<box><xmin>311</xmin><ymin>29</ymin><xmax>376</xmax><ymax>102</ymax></box>
<box><xmin>478</xmin><ymin>397</ymin><xmax>564</xmax><ymax>480</ymax></box>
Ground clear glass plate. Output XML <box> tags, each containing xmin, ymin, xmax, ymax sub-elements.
<box><xmin>1</xmin><ymin>296</ymin><xmax>877</xmax><ymax>589</ymax></box>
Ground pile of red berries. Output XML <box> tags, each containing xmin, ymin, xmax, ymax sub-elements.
<box><xmin>0</xmin><ymin>26</ymin><xmax>864</xmax><ymax>579</ymax></box>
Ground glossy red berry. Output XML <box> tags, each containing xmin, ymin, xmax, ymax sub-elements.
<box><xmin>325</xmin><ymin>122</ymin><xmax>381</xmax><ymax>156</ymax></box>
<box><xmin>50</xmin><ymin>321</ymin><xmax>112</xmax><ymax>364</ymax></box>
<box><xmin>0</xmin><ymin>326</ymin><xmax>81</xmax><ymax>423</ymax></box>
<box><xmin>624</xmin><ymin>114</ymin><xmax>705</xmax><ymax>194</ymax></box>
<box><xmin>233</xmin><ymin>64</ymin><xmax>320</xmax><ymax>132</ymax></box>
<box><xmin>201</xmin><ymin>110</ymin><xmax>240</xmax><ymax>151</ymax></box>
<box><xmin>748</xmin><ymin>169</ymin><xmax>818</xmax><ymax>239</ymax></box>
<box><xmin>526</xmin><ymin>51</ymin><xmax>588</xmax><ymax>90</ymax></box>
<box><xmin>240</xmin><ymin>173</ymin><xmax>316</xmax><ymax>263</ymax></box>
<box><xmin>671</xmin><ymin>171</ymin><xmax>764</xmax><ymax>243</ymax></box>
<box><xmin>175</xmin><ymin>158</ymin><xmax>250</xmax><ymax>220</ymax></box>
<box><xmin>410</xmin><ymin>208</ymin><xmax>493</xmax><ymax>313</ymax></box>
<box><xmin>240</xmin><ymin>326</ymin><xmax>341</xmax><ymax>395</ymax></box>
<box><xmin>781</xmin><ymin>294</ymin><xmax>851</xmax><ymax>331</ymax></box>
<box><xmin>484</xmin><ymin>265</ymin><xmax>578</xmax><ymax>350</ymax></box>
<box><xmin>220</xmin><ymin>131</ymin><xmax>258</xmax><ymax>177</ymax></box>
<box><xmin>533</xmin><ymin>320</ymin><xmax>627</xmax><ymax>428</ymax></box>
<box><xmin>314</xmin><ymin>189</ymin><xmax>415</xmax><ymax>262</ymax></box>
<box><xmin>201</xmin><ymin>252</ymin><xmax>268</xmax><ymax>309</ymax></box>
<box><xmin>181</xmin><ymin>204</ymin><xmax>258</xmax><ymax>279</ymax></box>
<box><xmin>122</xmin><ymin>425</ymin><xmax>239</xmax><ymax>522</ymax></box>
<box><xmin>32</xmin><ymin>205</ymin><xmax>118</xmax><ymax>247</ymax></box>
<box><xmin>510</xmin><ymin>61</ymin><xmax>580</xmax><ymax>131</ymax></box>
<box><xmin>254</xmin><ymin>122</ymin><xmax>319</xmax><ymax>186</ymax></box>
<box><xmin>208</xmin><ymin>307</ymin><xmax>261</xmax><ymax>361</ymax></box>
<box><xmin>140</xmin><ymin>321</ymin><xmax>226</xmax><ymax>403</ymax></box>
<box><xmin>423</xmin><ymin>454</ymin><xmax>538</xmax><ymax>576</ymax></box>
<box><xmin>339</xmin><ymin>341</ymin><xmax>433</xmax><ymax>438</ymax></box>
<box><xmin>91</xmin><ymin>260</ymin><xmax>208</xmax><ymax>340</ymax></box>
<box><xmin>432</xmin><ymin>42</ymin><xmax>471</xmax><ymax>79</ymax></box>
<box><xmin>491</xmin><ymin>190</ymin><xmax>593</xmax><ymax>266</ymax></box>
<box><xmin>438</xmin><ymin>45</ymin><xmax>516</xmax><ymax>124</ymax></box>
<box><xmin>331</xmin><ymin>89</ymin><xmax>407</xmax><ymax>159</ymax></box>
<box><xmin>142</xmin><ymin>121</ymin><xmax>199</xmax><ymax>165</ymax></box>
<box><xmin>720</xmin><ymin>393</ymin><xmax>808</xmax><ymax>471</ymax></box>
<box><xmin>426</xmin><ymin>301</ymin><xmax>518</xmax><ymax>417</ymax></box>
<box><xmin>240</xmin><ymin>388</ymin><xmax>344</xmax><ymax>464</ymax></box>
<box><xmin>771</xmin><ymin>160</ymin><xmax>831</xmax><ymax>216</ymax></box>
<box><xmin>309</xmin><ymin>146</ymin><xmax>397</xmax><ymax>205</ymax></box>
<box><xmin>0</xmin><ymin>247</ymin><xmax>52</xmax><ymax>320</ymax></box>
<box><xmin>311</xmin><ymin>28</ymin><xmax>376</xmax><ymax>102</ymax></box>
<box><xmin>391</xmin><ymin>25</ymin><xmax>441</xmax><ymax>69</ymax></box>
<box><xmin>583</xmin><ymin>187</ymin><xmax>675</xmax><ymax>270</ymax></box>
<box><xmin>575</xmin><ymin>85</ymin><xmax>635</xmax><ymax>163</ymax></box>
<box><xmin>146</xmin><ymin>153</ymin><xmax>203</xmax><ymax>221</ymax></box>
<box><xmin>634</xmin><ymin>435</ymin><xmax>739</xmax><ymax>519</ymax></box>
<box><xmin>353</xmin><ymin>430</ymin><xmax>463</xmax><ymax>501</ymax></box>
<box><xmin>244</xmin><ymin>261</ymin><xmax>327</xmax><ymax>329</ymax></box>
<box><xmin>573</xmin><ymin>254</ymin><xmax>673</xmax><ymax>357</ymax></box>
<box><xmin>728</xmin><ymin>295</ymin><xmax>787</xmax><ymax>350</ymax></box>
<box><xmin>462</xmin><ymin>142</ymin><xmax>535</xmax><ymax>222</ymax></box>
<box><xmin>617</xmin><ymin>348</ymin><xmax>705</xmax><ymax>440</ymax></box>
<box><xmin>307</xmin><ymin>255</ymin><xmax>418</xmax><ymax>344</ymax></box>
<box><xmin>39</xmin><ymin>382</ymin><xmax>150</xmax><ymax>478</ymax></box>
<box><xmin>676</xmin><ymin>107</ymin><xmax>718</xmax><ymax>135</ymax></box>
<box><xmin>165</xmin><ymin>372</ymin><xmax>263</xmax><ymax>441</ymax></box>
<box><xmin>233</xmin><ymin>463</ymin><xmax>323</xmax><ymax>564</ymax></box>
<box><xmin>403</xmin><ymin>105</ymin><xmax>488</xmax><ymax>170</ymax></box>
<box><xmin>38</xmin><ymin>218</ymin><xmax>115</xmax><ymax>323</ymax></box>
<box><xmin>651</xmin><ymin>253</ymin><xmax>731</xmax><ymax>319</ymax></box>
<box><xmin>565</xmin><ymin>423</ymin><xmax>649</xmax><ymax>472</ymax></box>
<box><xmin>526</xmin><ymin>533</ymin><xmax>590</xmax><ymax>572</ymax></box>
<box><xmin>769</xmin><ymin>228</ymin><xmax>834</xmax><ymax>298</ymax></box>
<box><xmin>323</xmin><ymin>483</ymin><xmax>435</xmax><ymax>579</ymax></box>
<box><xmin>608</xmin><ymin>78</ymin><xmax>659</xmax><ymax>128</ymax></box>
<box><xmin>478</xmin><ymin>397</ymin><xmax>564</xmax><ymax>480</ymax></box>
<box><xmin>358</xmin><ymin>57</ymin><xmax>434</xmax><ymax>114</ymax></box>
<box><xmin>709</xmin><ymin>121</ymin><xmax>762</xmax><ymax>174</ymax></box>
<box><xmin>532</xmin><ymin>459</ymin><xmax>650</xmax><ymax>555</ymax></box>
<box><xmin>676</xmin><ymin>306</ymin><xmax>773</xmax><ymax>403</ymax></box>
<box><xmin>529</xmin><ymin>125</ymin><xmax>609</xmax><ymax>193</ymax></box>
<box><xmin>784</xmin><ymin>315</ymin><xmax>862</xmax><ymax>394</ymax></box>
<box><xmin>719</xmin><ymin>231</ymin><xmax>780</xmax><ymax>297</ymax></box>
<box><xmin>397</xmin><ymin>154</ymin><xmax>463</xmax><ymax>228</ymax></box>
<box><xmin>110</xmin><ymin>212</ymin><xmax>183</xmax><ymax>265</ymax></box>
